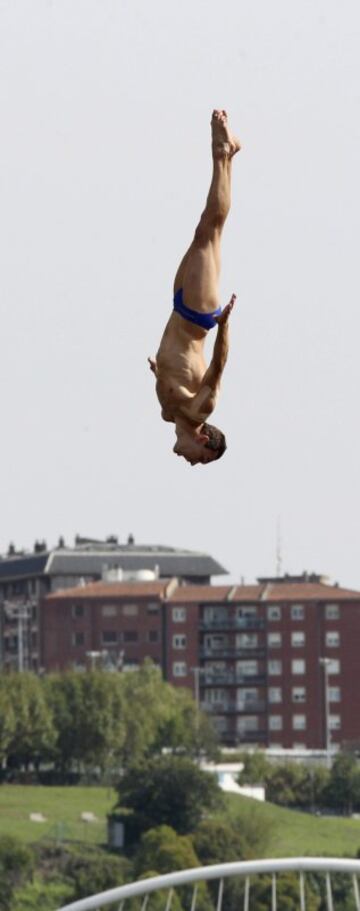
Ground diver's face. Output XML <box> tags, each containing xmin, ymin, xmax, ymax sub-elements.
<box><xmin>173</xmin><ymin>441</ymin><xmax>217</xmax><ymax>466</ymax></box>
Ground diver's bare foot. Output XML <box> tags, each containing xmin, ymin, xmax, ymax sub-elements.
<box><xmin>211</xmin><ymin>110</ymin><xmax>241</xmax><ymax>159</ymax></box>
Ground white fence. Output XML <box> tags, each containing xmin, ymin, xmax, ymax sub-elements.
<box><xmin>57</xmin><ymin>857</ymin><xmax>360</xmax><ymax>911</ymax></box>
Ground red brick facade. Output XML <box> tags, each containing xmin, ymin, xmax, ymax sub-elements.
<box><xmin>41</xmin><ymin>577</ymin><xmax>360</xmax><ymax>749</ymax></box>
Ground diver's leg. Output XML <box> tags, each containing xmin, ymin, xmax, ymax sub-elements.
<box><xmin>173</xmin><ymin>111</ymin><xmax>240</xmax><ymax>313</ymax></box>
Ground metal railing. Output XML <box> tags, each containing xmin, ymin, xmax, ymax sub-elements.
<box><xmin>57</xmin><ymin>857</ymin><xmax>360</xmax><ymax>911</ymax></box>
<box><xmin>200</xmin><ymin>618</ymin><xmax>265</xmax><ymax>630</ymax></box>
<box><xmin>202</xmin><ymin>673</ymin><xmax>266</xmax><ymax>686</ymax></box>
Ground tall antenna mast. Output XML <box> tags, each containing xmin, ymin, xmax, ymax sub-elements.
<box><xmin>276</xmin><ymin>515</ymin><xmax>283</xmax><ymax>577</ymax></box>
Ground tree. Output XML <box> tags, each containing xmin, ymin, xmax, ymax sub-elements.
<box><xmin>116</xmin><ymin>755</ymin><xmax>223</xmax><ymax>838</ymax></box>
<box><xmin>11</xmin><ymin>878</ymin><xmax>73</xmax><ymax>911</ymax></box>
<box><xmin>192</xmin><ymin>819</ymin><xmax>251</xmax><ymax>911</ymax></box>
<box><xmin>134</xmin><ymin>827</ymin><xmax>213</xmax><ymax>911</ymax></box>
<box><xmin>0</xmin><ymin>678</ymin><xmax>15</xmax><ymax>765</ymax></box>
<box><xmin>324</xmin><ymin>752</ymin><xmax>359</xmax><ymax>813</ymax></box>
<box><xmin>153</xmin><ymin>686</ymin><xmax>219</xmax><ymax>760</ymax></box>
<box><xmin>264</xmin><ymin>762</ymin><xmax>309</xmax><ymax>807</ymax></box>
<box><xmin>62</xmin><ymin>843</ymin><xmax>130</xmax><ymax>900</ymax></box>
<box><xmin>45</xmin><ymin>671</ymin><xmax>126</xmax><ymax>774</ymax></box>
<box><xmin>119</xmin><ymin>662</ymin><xmax>178</xmax><ymax>766</ymax></box>
<box><xmin>192</xmin><ymin>819</ymin><xmax>249</xmax><ymax>865</ymax></box>
<box><xmin>6</xmin><ymin>673</ymin><xmax>55</xmax><ymax>770</ymax></box>
<box><xmin>0</xmin><ymin>835</ymin><xmax>35</xmax><ymax>911</ymax></box>
<box><xmin>249</xmin><ymin>873</ymin><xmax>320</xmax><ymax>911</ymax></box>
<box><xmin>118</xmin><ymin>662</ymin><xmax>217</xmax><ymax>766</ymax></box>
<box><xmin>237</xmin><ymin>750</ymin><xmax>271</xmax><ymax>785</ymax></box>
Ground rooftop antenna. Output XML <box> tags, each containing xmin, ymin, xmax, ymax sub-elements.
<box><xmin>276</xmin><ymin>515</ymin><xmax>283</xmax><ymax>578</ymax></box>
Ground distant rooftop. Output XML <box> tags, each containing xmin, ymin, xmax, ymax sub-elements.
<box><xmin>0</xmin><ymin>534</ymin><xmax>227</xmax><ymax>581</ymax></box>
<box><xmin>257</xmin><ymin>572</ymin><xmax>331</xmax><ymax>585</ymax></box>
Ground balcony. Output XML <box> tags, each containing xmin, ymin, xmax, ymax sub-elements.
<box><xmin>200</xmin><ymin>646</ymin><xmax>266</xmax><ymax>659</ymax></box>
<box><xmin>202</xmin><ymin>700</ymin><xmax>266</xmax><ymax>715</ymax></box>
<box><xmin>202</xmin><ymin>672</ymin><xmax>266</xmax><ymax>686</ymax></box>
<box><xmin>221</xmin><ymin>729</ymin><xmax>268</xmax><ymax>744</ymax></box>
<box><xmin>200</xmin><ymin>617</ymin><xmax>265</xmax><ymax>631</ymax></box>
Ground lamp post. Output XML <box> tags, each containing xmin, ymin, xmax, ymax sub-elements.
<box><xmin>3</xmin><ymin>600</ymin><xmax>35</xmax><ymax>672</ymax></box>
<box><xmin>319</xmin><ymin>657</ymin><xmax>332</xmax><ymax>766</ymax></box>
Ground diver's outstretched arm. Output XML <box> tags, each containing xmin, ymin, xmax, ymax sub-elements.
<box><xmin>202</xmin><ymin>294</ymin><xmax>236</xmax><ymax>390</ymax></box>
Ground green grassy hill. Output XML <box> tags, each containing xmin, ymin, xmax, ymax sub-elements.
<box><xmin>1</xmin><ymin>786</ymin><xmax>360</xmax><ymax>859</ymax></box>
<box><xmin>0</xmin><ymin>785</ymin><xmax>114</xmax><ymax>844</ymax></box>
<box><xmin>223</xmin><ymin>792</ymin><xmax>360</xmax><ymax>858</ymax></box>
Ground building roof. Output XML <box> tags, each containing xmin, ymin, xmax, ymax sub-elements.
<box><xmin>46</xmin><ymin>579</ymin><xmax>172</xmax><ymax>601</ymax></box>
<box><xmin>254</xmin><ymin>581</ymin><xmax>360</xmax><ymax>602</ymax></box>
<box><xmin>169</xmin><ymin>585</ymin><xmax>233</xmax><ymax>602</ymax></box>
<box><xmin>168</xmin><ymin>581</ymin><xmax>360</xmax><ymax>604</ymax></box>
<box><xmin>44</xmin><ymin>578</ymin><xmax>360</xmax><ymax>606</ymax></box>
<box><xmin>0</xmin><ymin>544</ymin><xmax>227</xmax><ymax>582</ymax></box>
<box><xmin>0</xmin><ymin>553</ymin><xmax>50</xmax><ymax>580</ymax></box>
<box><xmin>45</xmin><ymin>547</ymin><xmax>226</xmax><ymax>579</ymax></box>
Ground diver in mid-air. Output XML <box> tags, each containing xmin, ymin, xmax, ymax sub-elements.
<box><xmin>148</xmin><ymin>110</ymin><xmax>240</xmax><ymax>465</ymax></box>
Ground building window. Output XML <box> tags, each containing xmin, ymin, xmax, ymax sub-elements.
<box><xmin>268</xmin><ymin>632</ymin><xmax>282</xmax><ymax>648</ymax></box>
<box><xmin>237</xmin><ymin>660</ymin><xmax>259</xmax><ymax>676</ymax></box>
<box><xmin>237</xmin><ymin>687</ymin><xmax>259</xmax><ymax>708</ymax></box>
<box><xmin>329</xmin><ymin>715</ymin><xmax>341</xmax><ymax>730</ymax></box>
<box><xmin>173</xmin><ymin>606</ymin><xmax>187</xmax><ymax>622</ymax></box>
<box><xmin>328</xmin><ymin>659</ymin><xmax>340</xmax><ymax>674</ymax></box>
<box><xmin>124</xmin><ymin>630</ymin><xmax>138</xmax><ymax>643</ymax></box>
<box><xmin>292</xmin><ymin>686</ymin><xmax>306</xmax><ymax>703</ymax></box>
<box><xmin>268</xmin><ymin>687</ymin><xmax>282</xmax><ymax>703</ymax></box>
<box><xmin>102</xmin><ymin>604</ymin><xmax>117</xmax><ymax>617</ymax></box>
<box><xmin>291</xmin><ymin>631</ymin><xmax>305</xmax><ymax>648</ymax></box>
<box><xmin>203</xmin><ymin>606</ymin><xmax>227</xmax><ymax>623</ymax></box>
<box><xmin>237</xmin><ymin>715</ymin><xmax>259</xmax><ymax>733</ymax></box>
<box><xmin>237</xmin><ymin>605</ymin><xmax>258</xmax><ymax>618</ymax></box>
<box><xmin>291</xmin><ymin>604</ymin><xmax>304</xmax><ymax>620</ymax></box>
<box><xmin>173</xmin><ymin>661</ymin><xmax>187</xmax><ymax>677</ymax></box>
<box><xmin>213</xmin><ymin>716</ymin><xmax>228</xmax><ymax>733</ymax></box>
<box><xmin>147</xmin><ymin>603</ymin><xmax>159</xmax><ymax>614</ymax></box>
<box><xmin>237</xmin><ymin>633</ymin><xmax>258</xmax><ymax>648</ymax></box>
<box><xmin>292</xmin><ymin>659</ymin><xmax>306</xmax><ymax>675</ymax></box>
<box><xmin>72</xmin><ymin>604</ymin><xmax>84</xmax><ymax>619</ymax></box>
<box><xmin>268</xmin><ymin>660</ymin><xmax>282</xmax><ymax>675</ymax></box>
<box><xmin>267</xmin><ymin>605</ymin><xmax>281</xmax><ymax>621</ymax></box>
<box><xmin>72</xmin><ymin>632</ymin><xmax>85</xmax><ymax>647</ymax></box>
<box><xmin>269</xmin><ymin>715</ymin><xmax>283</xmax><ymax>731</ymax></box>
<box><xmin>326</xmin><ymin>631</ymin><xmax>340</xmax><ymax>648</ymax></box>
<box><xmin>325</xmin><ymin>604</ymin><xmax>340</xmax><ymax>620</ymax></box>
<box><xmin>102</xmin><ymin>630</ymin><xmax>118</xmax><ymax>644</ymax></box>
<box><xmin>206</xmin><ymin>688</ymin><xmax>226</xmax><ymax>704</ymax></box>
<box><xmin>329</xmin><ymin>687</ymin><xmax>341</xmax><ymax>702</ymax></box>
<box><xmin>122</xmin><ymin>604</ymin><xmax>139</xmax><ymax>616</ymax></box>
<box><xmin>205</xmin><ymin>634</ymin><xmax>227</xmax><ymax>649</ymax></box>
<box><xmin>173</xmin><ymin>634</ymin><xmax>187</xmax><ymax>649</ymax></box>
<box><xmin>148</xmin><ymin>630</ymin><xmax>159</xmax><ymax>643</ymax></box>
<box><xmin>292</xmin><ymin>714</ymin><xmax>306</xmax><ymax>730</ymax></box>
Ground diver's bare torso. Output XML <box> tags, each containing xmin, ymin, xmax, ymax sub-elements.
<box><xmin>154</xmin><ymin>312</ymin><xmax>214</xmax><ymax>425</ymax></box>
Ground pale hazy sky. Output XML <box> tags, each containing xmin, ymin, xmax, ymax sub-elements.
<box><xmin>1</xmin><ymin>0</ymin><xmax>360</xmax><ymax>587</ymax></box>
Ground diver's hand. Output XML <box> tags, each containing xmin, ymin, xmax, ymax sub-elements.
<box><xmin>215</xmin><ymin>294</ymin><xmax>236</xmax><ymax>326</ymax></box>
<box><xmin>148</xmin><ymin>357</ymin><xmax>158</xmax><ymax>375</ymax></box>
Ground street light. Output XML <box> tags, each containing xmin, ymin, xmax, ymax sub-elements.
<box><xmin>3</xmin><ymin>599</ymin><xmax>35</xmax><ymax>672</ymax></box>
<box><xmin>319</xmin><ymin>657</ymin><xmax>332</xmax><ymax>767</ymax></box>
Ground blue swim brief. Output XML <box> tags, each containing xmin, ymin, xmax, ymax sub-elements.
<box><xmin>173</xmin><ymin>288</ymin><xmax>221</xmax><ymax>330</ymax></box>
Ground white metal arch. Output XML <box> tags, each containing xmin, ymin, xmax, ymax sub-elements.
<box><xmin>57</xmin><ymin>857</ymin><xmax>360</xmax><ymax>911</ymax></box>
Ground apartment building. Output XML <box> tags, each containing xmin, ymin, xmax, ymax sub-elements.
<box><xmin>0</xmin><ymin>536</ymin><xmax>226</xmax><ymax>671</ymax></box>
<box><xmin>41</xmin><ymin>572</ymin><xmax>360</xmax><ymax>750</ymax></box>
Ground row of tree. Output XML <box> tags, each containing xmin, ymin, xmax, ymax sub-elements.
<box><xmin>238</xmin><ymin>750</ymin><xmax>360</xmax><ymax>814</ymax></box>
<box><xmin>0</xmin><ymin>663</ymin><xmax>217</xmax><ymax>777</ymax></box>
